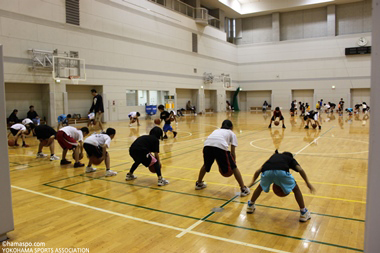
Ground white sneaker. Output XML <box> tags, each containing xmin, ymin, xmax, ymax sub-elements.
<box><xmin>50</xmin><ymin>155</ymin><xmax>60</xmax><ymax>161</ymax></box>
<box><xmin>86</xmin><ymin>166</ymin><xmax>97</xmax><ymax>173</ymax></box>
<box><xmin>125</xmin><ymin>173</ymin><xmax>137</xmax><ymax>180</ymax></box>
<box><xmin>105</xmin><ymin>170</ymin><xmax>117</xmax><ymax>177</ymax></box>
<box><xmin>195</xmin><ymin>181</ymin><xmax>207</xmax><ymax>190</ymax></box>
<box><xmin>240</xmin><ymin>187</ymin><xmax>251</xmax><ymax>197</ymax></box>
<box><xmin>36</xmin><ymin>153</ymin><xmax>47</xmax><ymax>158</ymax></box>
<box><xmin>158</xmin><ymin>178</ymin><xmax>169</xmax><ymax>186</ymax></box>
<box><xmin>129</xmin><ymin>124</ymin><xmax>132</xmax><ymax>127</ymax></box>
<box><xmin>246</xmin><ymin>201</ymin><xmax>256</xmax><ymax>214</ymax></box>
<box><xmin>299</xmin><ymin>208</ymin><xmax>311</xmax><ymax>222</ymax></box>
<box><xmin>194</xmin><ymin>113</ymin><xmax>197</xmax><ymax>116</ymax></box>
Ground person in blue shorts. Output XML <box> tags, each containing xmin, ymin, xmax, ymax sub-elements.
<box><xmin>57</xmin><ymin>114</ymin><xmax>71</xmax><ymax>130</ymax></box>
<box><xmin>246</xmin><ymin>150</ymin><xmax>315</xmax><ymax>222</ymax></box>
<box><xmin>158</xmin><ymin>105</ymin><xmax>177</xmax><ymax>139</ymax></box>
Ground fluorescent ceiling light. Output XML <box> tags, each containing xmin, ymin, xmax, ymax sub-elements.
<box><xmin>219</xmin><ymin>0</ymin><xmax>334</xmax><ymax>15</ymax></box>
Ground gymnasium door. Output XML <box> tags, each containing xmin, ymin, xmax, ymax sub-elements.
<box><xmin>5</xmin><ymin>83</ymin><xmax>50</xmax><ymax>122</ymax></box>
<box><xmin>351</xmin><ymin>88</ymin><xmax>370</xmax><ymax>107</ymax></box>
<box><xmin>176</xmin><ymin>88</ymin><xmax>198</xmax><ymax>110</ymax></box>
<box><xmin>204</xmin><ymin>90</ymin><xmax>217</xmax><ymax>111</ymax></box>
<box><xmin>292</xmin><ymin>90</ymin><xmax>314</xmax><ymax>107</ymax></box>
<box><xmin>247</xmin><ymin>90</ymin><xmax>272</xmax><ymax>108</ymax></box>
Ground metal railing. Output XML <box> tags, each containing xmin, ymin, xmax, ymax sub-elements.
<box><xmin>147</xmin><ymin>0</ymin><xmax>220</xmax><ymax>29</ymax></box>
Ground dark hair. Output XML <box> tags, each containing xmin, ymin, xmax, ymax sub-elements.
<box><xmin>29</xmin><ymin>105</ymin><xmax>34</xmax><ymax>109</ymax></box>
<box><xmin>149</xmin><ymin>126</ymin><xmax>163</xmax><ymax>140</ymax></box>
<box><xmin>282</xmin><ymin>151</ymin><xmax>294</xmax><ymax>158</ymax></box>
<box><xmin>26</xmin><ymin>123</ymin><xmax>35</xmax><ymax>130</ymax></box>
<box><xmin>13</xmin><ymin>109</ymin><xmax>18</xmax><ymax>113</ymax></box>
<box><xmin>158</xmin><ymin>105</ymin><xmax>165</xmax><ymax>110</ymax></box>
<box><xmin>275</xmin><ymin>107</ymin><xmax>280</xmax><ymax>111</ymax></box>
<box><xmin>221</xmin><ymin>119</ymin><xmax>233</xmax><ymax>130</ymax></box>
<box><xmin>106</xmin><ymin>128</ymin><xmax>116</xmax><ymax>136</ymax></box>
<box><xmin>303</xmin><ymin>116</ymin><xmax>308</xmax><ymax>121</ymax></box>
<box><xmin>67</xmin><ymin>114</ymin><xmax>72</xmax><ymax>118</ymax></box>
<box><xmin>91</xmin><ymin>89</ymin><xmax>97</xmax><ymax>93</ymax></box>
<box><xmin>81</xmin><ymin>127</ymin><xmax>89</xmax><ymax>134</ymax></box>
<box><xmin>136</xmin><ymin>112</ymin><xmax>140</xmax><ymax>117</ymax></box>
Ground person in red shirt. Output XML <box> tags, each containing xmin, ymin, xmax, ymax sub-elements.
<box><xmin>269</xmin><ymin>107</ymin><xmax>286</xmax><ymax>128</ymax></box>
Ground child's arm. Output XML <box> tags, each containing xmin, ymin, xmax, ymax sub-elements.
<box><xmin>154</xmin><ymin>152</ymin><xmax>160</xmax><ymax>163</ymax></box>
<box><xmin>249</xmin><ymin>168</ymin><xmax>262</xmax><ymax>187</ymax></box>
<box><xmin>102</xmin><ymin>145</ymin><xmax>107</xmax><ymax>159</ymax></box>
<box><xmin>231</xmin><ymin>145</ymin><xmax>236</xmax><ymax>162</ymax></box>
<box><xmin>294</xmin><ymin>165</ymin><xmax>315</xmax><ymax>193</ymax></box>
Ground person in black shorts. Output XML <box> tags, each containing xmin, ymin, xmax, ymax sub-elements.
<box><xmin>9</xmin><ymin>123</ymin><xmax>34</xmax><ymax>147</ymax></box>
<box><xmin>34</xmin><ymin>125</ymin><xmax>60</xmax><ymax>160</ymax></box>
<box><xmin>158</xmin><ymin>105</ymin><xmax>177</xmax><ymax>139</ymax></box>
<box><xmin>125</xmin><ymin>127</ymin><xmax>169</xmax><ymax>186</ymax></box>
<box><xmin>329</xmin><ymin>102</ymin><xmax>336</xmax><ymax>112</ymax></box>
<box><xmin>195</xmin><ymin>120</ymin><xmax>250</xmax><ymax>196</ymax></box>
<box><xmin>269</xmin><ymin>107</ymin><xmax>286</xmax><ymax>128</ymax></box>
<box><xmin>339</xmin><ymin>98</ymin><xmax>345</xmax><ymax>112</ymax></box>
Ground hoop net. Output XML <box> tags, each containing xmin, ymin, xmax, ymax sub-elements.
<box><xmin>223</xmin><ymin>76</ymin><xmax>232</xmax><ymax>89</ymax></box>
<box><xmin>69</xmin><ymin>76</ymin><xmax>80</xmax><ymax>85</ymax></box>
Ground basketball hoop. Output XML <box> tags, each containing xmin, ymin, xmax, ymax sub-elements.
<box><xmin>223</xmin><ymin>76</ymin><xmax>232</xmax><ymax>89</ymax></box>
<box><xmin>69</xmin><ymin>76</ymin><xmax>80</xmax><ymax>85</ymax></box>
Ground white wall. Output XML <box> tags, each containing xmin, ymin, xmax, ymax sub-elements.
<box><xmin>204</xmin><ymin>89</ymin><xmax>217</xmax><ymax>110</ymax></box>
<box><xmin>238</xmin><ymin>33</ymin><xmax>371</xmax><ymax>109</ymax></box>
<box><xmin>337</xmin><ymin>0</ymin><xmax>372</xmax><ymax>35</ymax></box>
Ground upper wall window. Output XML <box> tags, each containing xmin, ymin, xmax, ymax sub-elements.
<box><xmin>66</xmin><ymin>0</ymin><xmax>80</xmax><ymax>26</ymax></box>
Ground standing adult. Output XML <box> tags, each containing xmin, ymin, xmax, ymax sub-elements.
<box><xmin>88</xmin><ymin>89</ymin><xmax>104</xmax><ymax>131</ymax></box>
<box><xmin>27</xmin><ymin>105</ymin><xmax>40</xmax><ymax>126</ymax></box>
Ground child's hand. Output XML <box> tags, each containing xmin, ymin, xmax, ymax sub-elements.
<box><xmin>307</xmin><ymin>183</ymin><xmax>315</xmax><ymax>193</ymax></box>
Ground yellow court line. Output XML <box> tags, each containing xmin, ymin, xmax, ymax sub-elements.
<box><xmin>134</xmin><ymin>172</ymin><xmax>366</xmax><ymax>204</ymax></box>
<box><xmin>164</xmin><ymin>165</ymin><xmax>367</xmax><ymax>189</ymax></box>
<box><xmin>134</xmin><ymin>172</ymin><xmax>241</xmax><ymax>188</ymax></box>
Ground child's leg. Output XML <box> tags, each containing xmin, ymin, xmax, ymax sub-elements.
<box><xmin>249</xmin><ymin>185</ymin><xmax>263</xmax><ymax>203</ymax></box>
<box><xmin>233</xmin><ymin>168</ymin><xmax>246</xmax><ymax>189</ymax></box>
<box><xmin>104</xmin><ymin>152</ymin><xmax>110</xmax><ymax>170</ymax></box>
<box><xmin>292</xmin><ymin>184</ymin><xmax>305</xmax><ymax>209</ymax></box>
<box><xmin>73</xmin><ymin>147</ymin><xmax>80</xmax><ymax>163</ymax></box>
<box><xmin>62</xmin><ymin>148</ymin><xmax>68</xmax><ymax>160</ymax></box>
<box><xmin>87</xmin><ymin>157</ymin><xmax>93</xmax><ymax>168</ymax></box>
<box><xmin>38</xmin><ymin>141</ymin><xmax>44</xmax><ymax>153</ymax></box>
<box><xmin>136</xmin><ymin>118</ymin><xmax>140</xmax><ymax>126</ymax></box>
<box><xmin>197</xmin><ymin>165</ymin><xmax>207</xmax><ymax>183</ymax></box>
<box><xmin>128</xmin><ymin>161</ymin><xmax>140</xmax><ymax>174</ymax></box>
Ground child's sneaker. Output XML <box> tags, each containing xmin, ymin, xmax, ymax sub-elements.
<box><xmin>304</xmin><ymin>126</ymin><xmax>309</xmax><ymax>129</ymax></box>
<box><xmin>299</xmin><ymin>208</ymin><xmax>311</xmax><ymax>222</ymax></box>
<box><xmin>158</xmin><ymin>178</ymin><xmax>169</xmax><ymax>186</ymax></box>
<box><xmin>50</xmin><ymin>155</ymin><xmax>60</xmax><ymax>161</ymax></box>
<box><xmin>74</xmin><ymin>162</ymin><xmax>85</xmax><ymax>168</ymax></box>
<box><xmin>173</xmin><ymin>131</ymin><xmax>177</xmax><ymax>138</ymax></box>
<box><xmin>125</xmin><ymin>173</ymin><xmax>137</xmax><ymax>180</ymax></box>
<box><xmin>60</xmin><ymin>159</ymin><xmax>71</xmax><ymax>165</ymax></box>
<box><xmin>246</xmin><ymin>201</ymin><xmax>256</xmax><ymax>214</ymax></box>
<box><xmin>86</xmin><ymin>166</ymin><xmax>97</xmax><ymax>173</ymax></box>
<box><xmin>105</xmin><ymin>170</ymin><xmax>117</xmax><ymax>177</ymax></box>
<box><xmin>240</xmin><ymin>186</ymin><xmax>251</xmax><ymax>197</ymax></box>
<box><xmin>163</xmin><ymin>135</ymin><xmax>168</xmax><ymax>139</ymax></box>
<box><xmin>195</xmin><ymin>181</ymin><xmax>207</xmax><ymax>190</ymax></box>
<box><xmin>36</xmin><ymin>152</ymin><xmax>47</xmax><ymax>158</ymax></box>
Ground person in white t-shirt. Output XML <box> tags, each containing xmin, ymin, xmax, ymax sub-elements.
<box><xmin>195</xmin><ymin>120</ymin><xmax>250</xmax><ymax>196</ymax></box>
<box><xmin>56</xmin><ymin>126</ymin><xmax>89</xmax><ymax>168</ymax></box>
<box><xmin>8</xmin><ymin>123</ymin><xmax>34</xmax><ymax>147</ymax></box>
<box><xmin>128</xmin><ymin>112</ymin><xmax>141</xmax><ymax>127</ymax></box>
<box><xmin>83</xmin><ymin>128</ymin><xmax>117</xmax><ymax>177</ymax></box>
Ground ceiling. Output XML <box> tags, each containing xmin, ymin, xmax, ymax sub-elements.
<box><xmin>200</xmin><ymin>0</ymin><xmax>365</xmax><ymax>18</ymax></box>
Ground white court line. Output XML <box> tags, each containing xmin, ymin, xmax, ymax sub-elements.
<box><xmin>176</xmin><ymin>127</ymin><xmax>335</xmax><ymax>239</ymax></box>
<box><xmin>11</xmin><ymin>185</ymin><xmax>290</xmax><ymax>253</ymax></box>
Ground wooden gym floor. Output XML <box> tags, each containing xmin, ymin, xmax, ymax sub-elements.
<box><xmin>2</xmin><ymin>111</ymin><xmax>368</xmax><ymax>253</ymax></box>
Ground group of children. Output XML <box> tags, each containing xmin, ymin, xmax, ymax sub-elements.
<box><xmin>8</xmin><ymin>100</ymin><xmax>321</xmax><ymax>222</ymax></box>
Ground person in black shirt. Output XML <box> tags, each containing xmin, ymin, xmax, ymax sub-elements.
<box><xmin>27</xmin><ymin>105</ymin><xmax>40</xmax><ymax>125</ymax></box>
<box><xmin>304</xmin><ymin>110</ymin><xmax>321</xmax><ymax>129</ymax></box>
<box><xmin>88</xmin><ymin>89</ymin><xmax>104</xmax><ymax>131</ymax></box>
<box><xmin>125</xmin><ymin>127</ymin><xmax>169</xmax><ymax>186</ymax></box>
<box><xmin>246</xmin><ymin>150</ymin><xmax>315</xmax><ymax>222</ymax></box>
<box><xmin>339</xmin><ymin>98</ymin><xmax>345</xmax><ymax>113</ymax></box>
<box><xmin>158</xmin><ymin>105</ymin><xmax>177</xmax><ymax>139</ymax></box>
<box><xmin>34</xmin><ymin>125</ymin><xmax>59</xmax><ymax>161</ymax></box>
<box><xmin>8</xmin><ymin>109</ymin><xmax>20</xmax><ymax>124</ymax></box>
